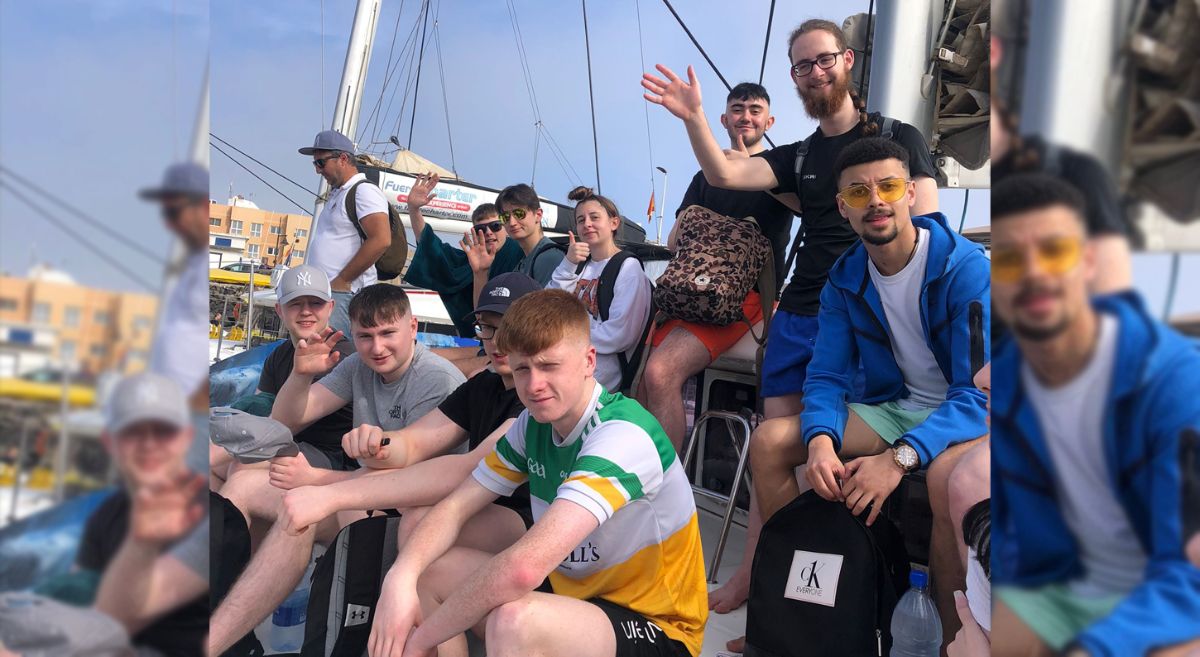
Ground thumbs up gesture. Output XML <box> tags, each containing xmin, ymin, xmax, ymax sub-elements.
<box><xmin>566</xmin><ymin>231</ymin><xmax>590</xmax><ymax>265</ymax></box>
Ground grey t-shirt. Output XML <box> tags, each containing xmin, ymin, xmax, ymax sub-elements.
<box><xmin>516</xmin><ymin>237</ymin><xmax>565</xmax><ymax>286</ymax></box>
<box><xmin>318</xmin><ymin>342</ymin><xmax>466</xmax><ymax>430</ymax></box>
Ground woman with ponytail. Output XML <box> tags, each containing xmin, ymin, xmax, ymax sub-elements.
<box><xmin>548</xmin><ymin>186</ymin><xmax>652</xmax><ymax>392</ymax></box>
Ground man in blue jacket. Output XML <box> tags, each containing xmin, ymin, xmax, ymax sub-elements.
<box><xmin>749</xmin><ymin>137</ymin><xmax>989</xmax><ymax>527</ymax></box>
<box><xmin>990</xmin><ymin>173</ymin><xmax>1200</xmax><ymax>657</ymax></box>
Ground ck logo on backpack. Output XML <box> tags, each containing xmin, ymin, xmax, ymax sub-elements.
<box><xmin>783</xmin><ymin>550</ymin><xmax>843</xmax><ymax>608</ymax></box>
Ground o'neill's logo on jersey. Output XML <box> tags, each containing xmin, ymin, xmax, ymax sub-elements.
<box><xmin>562</xmin><ymin>541</ymin><xmax>600</xmax><ymax>565</ymax></box>
<box><xmin>783</xmin><ymin>550</ymin><xmax>843</xmax><ymax>607</ymax></box>
<box><xmin>296</xmin><ymin>271</ymin><xmax>313</xmax><ymax>287</ymax></box>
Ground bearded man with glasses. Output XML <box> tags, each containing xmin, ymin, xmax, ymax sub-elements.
<box><xmin>299</xmin><ymin>129</ymin><xmax>393</xmax><ymax>337</ymax></box>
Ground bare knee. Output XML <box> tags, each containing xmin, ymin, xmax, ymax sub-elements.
<box><xmin>750</xmin><ymin>418</ymin><xmax>802</xmax><ymax>471</ymax></box>
<box><xmin>926</xmin><ymin>450</ymin><xmax>957</xmax><ymax>518</ymax></box>
<box><xmin>641</xmin><ymin>352</ymin><xmax>681</xmax><ymax>396</ymax></box>
<box><xmin>485</xmin><ymin>597</ymin><xmax>536</xmax><ymax>650</ymax></box>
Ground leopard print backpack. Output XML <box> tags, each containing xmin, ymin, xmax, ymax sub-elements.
<box><xmin>653</xmin><ymin>205</ymin><xmax>772</xmax><ymax>326</ymax></box>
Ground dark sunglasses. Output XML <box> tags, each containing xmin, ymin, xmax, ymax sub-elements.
<box><xmin>312</xmin><ymin>153</ymin><xmax>344</xmax><ymax>169</ymax></box>
<box><xmin>497</xmin><ymin>208</ymin><xmax>530</xmax><ymax>223</ymax></box>
<box><xmin>161</xmin><ymin>204</ymin><xmax>188</xmax><ymax>222</ymax></box>
<box><xmin>473</xmin><ymin>221</ymin><xmax>504</xmax><ymax>234</ymax></box>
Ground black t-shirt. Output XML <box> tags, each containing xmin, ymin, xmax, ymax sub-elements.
<box><xmin>77</xmin><ymin>491</ymin><xmax>207</xmax><ymax>657</ymax></box>
<box><xmin>675</xmin><ymin>154</ymin><xmax>796</xmax><ymax>292</ymax></box>
<box><xmin>992</xmin><ymin>134</ymin><xmax>1129</xmax><ymax>238</ymax></box>
<box><xmin>258</xmin><ymin>338</ymin><xmax>356</xmax><ymax>451</ymax></box>
<box><xmin>761</xmin><ymin>120</ymin><xmax>938</xmax><ymax>315</ymax></box>
<box><xmin>438</xmin><ymin>369</ymin><xmax>531</xmax><ymax>512</ymax></box>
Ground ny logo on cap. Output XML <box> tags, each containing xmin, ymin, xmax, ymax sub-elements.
<box><xmin>296</xmin><ymin>271</ymin><xmax>313</xmax><ymax>287</ymax></box>
<box><xmin>133</xmin><ymin>384</ymin><xmax>162</xmax><ymax>407</ymax></box>
<box><xmin>490</xmin><ymin>287</ymin><xmax>511</xmax><ymax>298</ymax></box>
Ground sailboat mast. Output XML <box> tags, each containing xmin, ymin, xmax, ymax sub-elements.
<box><xmin>311</xmin><ymin>0</ymin><xmax>383</xmax><ymax>225</ymax></box>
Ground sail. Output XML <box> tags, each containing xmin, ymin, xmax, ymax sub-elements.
<box><xmin>389</xmin><ymin>148</ymin><xmax>457</xmax><ymax>180</ymax></box>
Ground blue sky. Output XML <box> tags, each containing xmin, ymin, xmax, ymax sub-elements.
<box><xmin>2</xmin><ymin>0</ymin><xmax>1197</xmax><ymax>319</ymax></box>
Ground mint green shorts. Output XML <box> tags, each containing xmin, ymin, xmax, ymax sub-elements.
<box><xmin>846</xmin><ymin>400</ymin><xmax>934</xmax><ymax>445</ymax></box>
<box><xmin>996</xmin><ymin>584</ymin><xmax>1123</xmax><ymax>650</ymax></box>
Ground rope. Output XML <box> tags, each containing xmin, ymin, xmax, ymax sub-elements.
<box><xmin>581</xmin><ymin>0</ymin><xmax>601</xmax><ymax>192</ymax></box>
<box><xmin>633</xmin><ymin>0</ymin><xmax>656</xmax><ymax>202</ymax></box>
<box><xmin>385</xmin><ymin>11</ymin><xmax>427</xmax><ymax>144</ymax></box>
<box><xmin>660</xmin><ymin>0</ymin><xmax>774</xmax><ymax>148</ymax></box>
<box><xmin>0</xmin><ymin>180</ymin><xmax>155</xmax><ymax>291</ymax></box>
<box><xmin>209</xmin><ymin>133</ymin><xmax>318</xmax><ymax>198</ymax></box>
<box><xmin>531</xmin><ymin>127</ymin><xmax>541</xmax><ymax>185</ymax></box>
<box><xmin>407</xmin><ymin>0</ymin><xmax>433</xmax><ymax>149</ymax></box>
<box><xmin>432</xmin><ymin>15</ymin><xmax>458</xmax><ymax>176</ymax></box>
<box><xmin>957</xmin><ymin>188</ymin><xmax>970</xmax><ymax>233</ymax></box>
<box><xmin>540</xmin><ymin>123</ymin><xmax>586</xmax><ymax>186</ymax></box>
<box><xmin>0</xmin><ymin>166</ymin><xmax>166</xmax><ymax>266</ymax></box>
<box><xmin>358</xmin><ymin>0</ymin><xmax>408</xmax><ymax>145</ymax></box>
<box><xmin>210</xmin><ymin>142</ymin><xmax>314</xmax><ymax>215</ymax></box>
<box><xmin>758</xmin><ymin>0</ymin><xmax>775</xmax><ymax>84</ymax></box>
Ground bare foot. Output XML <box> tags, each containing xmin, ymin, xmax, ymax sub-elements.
<box><xmin>708</xmin><ymin>568</ymin><xmax>750</xmax><ymax>613</ymax></box>
<box><xmin>268</xmin><ymin>450</ymin><xmax>323</xmax><ymax>490</ymax></box>
<box><xmin>726</xmin><ymin>635</ymin><xmax>745</xmax><ymax>653</ymax></box>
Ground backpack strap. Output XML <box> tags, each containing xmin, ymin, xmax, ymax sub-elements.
<box><xmin>792</xmin><ymin>135</ymin><xmax>813</xmax><ymax>197</ymax></box>
<box><xmin>343</xmin><ymin>180</ymin><xmax>371</xmax><ymax>242</ymax></box>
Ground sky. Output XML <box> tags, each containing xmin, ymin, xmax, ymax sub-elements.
<box><xmin>1</xmin><ymin>0</ymin><xmax>1198</xmax><ymax>319</ymax></box>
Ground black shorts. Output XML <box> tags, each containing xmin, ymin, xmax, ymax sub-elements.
<box><xmin>297</xmin><ymin>441</ymin><xmax>359</xmax><ymax>471</ymax></box>
<box><xmin>492</xmin><ymin>495</ymin><xmax>535</xmax><ymax>529</ymax></box>
<box><xmin>588</xmin><ymin>597</ymin><xmax>692</xmax><ymax>657</ymax></box>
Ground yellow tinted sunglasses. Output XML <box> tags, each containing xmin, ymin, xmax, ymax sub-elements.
<box><xmin>991</xmin><ymin>236</ymin><xmax>1083</xmax><ymax>283</ymax></box>
<box><xmin>836</xmin><ymin>178</ymin><xmax>911</xmax><ymax>209</ymax></box>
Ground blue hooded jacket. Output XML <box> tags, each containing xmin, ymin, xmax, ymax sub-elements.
<box><xmin>800</xmin><ymin>212</ymin><xmax>990</xmax><ymax>465</ymax></box>
<box><xmin>992</xmin><ymin>292</ymin><xmax>1200</xmax><ymax>656</ymax></box>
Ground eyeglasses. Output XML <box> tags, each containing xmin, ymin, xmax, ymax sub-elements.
<box><xmin>791</xmin><ymin>52</ymin><xmax>842</xmax><ymax>78</ymax></box>
<box><xmin>497</xmin><ymin>208</ymin><xmax>530</xmax><ymax>224</ymax></box>
<box><xmin>473</xmin><ymin>221</ymin><xmax>504</xmax><ymax>234</ymax></box>
<box><xmin>991</xmin><ymin>236</ymin><xmax>1083</xmax><ymax>283</ymax></box>
<box><xmin>312</xmin><ymin>153</ymin><xmax>344</xmax><ymax>169</ymax></box>
<box><xmin>473</xmin><ymin>322</ymin><xmax>499</xmax><ymax>340</ymax></box>
<box><xmin>836</xmin><ymin>178</ymin><xmax>911</xmax><ymax>209</ymax></box>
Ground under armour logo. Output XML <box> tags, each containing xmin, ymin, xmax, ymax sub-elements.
<box><xmin>490</xmin><ymin>287</ymin><xmax>511</xmax><ymax>298</ymax></box>
<box><xmin>296</xmin><ymin>271</ymin><xmax>313</xmax><ymax>287</ymax></box>
<box><xmin>344</xmin><ymin>603</ymin><xmax>371</xmax><ymax>627</ymax></box>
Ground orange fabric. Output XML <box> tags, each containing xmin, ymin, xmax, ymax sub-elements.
<box><xmin>651</xmin><ymin>291</ymin><xmax>766</xmax><ymax>362</ymax></box>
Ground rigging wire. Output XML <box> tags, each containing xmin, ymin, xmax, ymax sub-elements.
<box><xmin>210</xmin><ymin>142</ymin><xmax>314</xmax><ymax>216</ymax></box>
<box><xmin>432</xmin><ymin>14</ymin><xmax>458</xmax><ymax>176</ymax></box>
<box><xmin>540</xmin><ymin>123</ymin><xmax>586</xmax><ymax>186</ymax></box>
<box><xmin>581</xmin><ymin>0</ymin><xmax>601</xmax><ymax>192</ymax></box>
<box><xmin>0</xmin><ymin>179</ymin><xmax>155</xmax><ymax>291</ymax></box>
<box><xmin>357</xmin><ymin>0</ymin><xmax>408</xmax><ymax>145</ymax></box>
<box><xmin>0</xmin><ymin>166</ymin><xmax>167</xmax><ymax>266</ymax></box>
<box><xmin>659</xmin><ymin>0</ymin><xmax>774</xmax><ymax>148</ymax></box>
<box><xmin>407</xmin><ymin>0</ymin><xmax>433</xmax><ymax>149</ymax></box>
<box><xmin>633</xmin><ymin>0</ymin><xmax>657</xmax><ymax>203</ymax></box>
<box><xmin>531</xmin><ymin>127</ymin><xmax>541</xmax><ymax>185</ymax></box>
<box><xmin>209</xmin><ymin>133</ymin><xmax>318</xmax><ymax>198</ymax></box>
<box><xmin>320</xmin><ymin>0</ymin><xmax>326</xmax><ymax>127</ymax></box>
<box><xmin>957</xmin><ymin>188</ymin><xmax>971</xmax><ymax>233</ymax></box>
<box><xmin>758</xmin><ymin>0</ymin><xmax>776</xmax><ymax>85</ymax></box>
<box><xmin>384</xmin><ymin>11</ymin><xmax>428</xmax><ymax>145</ymax></box>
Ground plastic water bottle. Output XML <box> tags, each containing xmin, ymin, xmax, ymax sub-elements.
<box><xmin>890</xmin><ymin>570</ymin><xmax>942</xmax><ymax>657</ymax></box>
<box><xmin>270</xmin><ymin>560</ymin><xmax>314</xmax><ymax>652</ymax></box>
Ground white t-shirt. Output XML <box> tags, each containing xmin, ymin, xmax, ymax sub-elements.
<box><xmin>1022</xmin><ymin>313</ymin><xmax>1147</xmax><ymax>598</ymax></box>
<box><xmin>150</xmin><ymin>249</ymin><xmax>209</xmax><ymax>396</ymax></box>
<box><xmin>306</xmin><ymin>173</ymin><xmax>390</xmax><ymax>292</ymax></box>
<box><xmin>965</xmin><ymin>547</ymin><xmax>991</xmax><ymax>632</ymax></box>
<box><xmin>548</xmin><ymin>255</ymin><xmax>652</xmax><ymax>391</ymax></box>
<box><xmin>867</xmin><ymin>227</ymin><xmax>948</xmax><ymax>410</ymax></box>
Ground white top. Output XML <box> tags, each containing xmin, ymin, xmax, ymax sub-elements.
<box><xmin>150</xmin><ymin>250</ymin><xmax>209</xmax><ymax>396</ymax></box>
<box><xmin>1022</xmin><ymin>313</ymin><xmax>1147</xmax><ymax>597</ymax></box>
<box><xmin>549</xmin><ymin>255</ymin><xmax>652</xmax><ymax>391</ymax></box>
<box><xmin>306</xmin><ymin>173</ymin><xmax>390</xmax><ymax>292</ymax></box>
<box><xmin>965</xmin><ymin>547</ymin><xmax>991</xmax><ymax>632</ymax></box>
<box><xmin>867</xmin><ymin>227</ymin><xmax>948</xmax><ymax>410</ymax></box>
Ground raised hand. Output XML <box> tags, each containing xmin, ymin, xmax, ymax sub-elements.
<box><xmin>460</xmin><ymin>229</ymin><xmax>494</xmax><ymax>274</ymax></box>
<box><xmin>724</xmin><ymin>132</ymin><xmax>750</xmax><ymax>160</ymax></box>
<box><xmin>342</xmin><ymin>424</ymin><xmax>391</xmax><ymax>462</ymax></box>
<box><xmin>294</xmin><ymin>327</ymin><xmax>344</xmax><ymax>376</ymax></box>
<box><xmin>130</xmin><ymin>470</ymin><xmax>206</xmax><ymax>545</ymax></box>
<box><xmin>408</xmin><ymin>172</ymin><xmax>439</xmax><ymax>209</ymax></box>
<box><xmin>642</xmin><ymin>64</ymin><xmax>703</xmax><ymax>122</ymax></box>
<box><xmin>565</xmin><ymin>231</ymin><xmax>590</xmax><ymax>265</ymax></box>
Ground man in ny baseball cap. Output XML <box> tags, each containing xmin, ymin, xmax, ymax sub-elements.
<box><xmin>276</xmin><ymin>263</ymin><xmax>332</xmax><ymax>306</ymax></box>
<box><xmin>298</xmin><ymin>129</ymin><xmax>355</xmax><ymax>156</ymax></box>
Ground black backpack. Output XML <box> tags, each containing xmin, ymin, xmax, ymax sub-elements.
<box><xmin>745</xmin><ymin>491</ymin><xmax>910</xmax><ymax>657</ymax></box>
<box><xmin>574</xmin><ymin>250</ymin><xmax>654</xmax><ymax>394</ymax></box>
<box><xmin>345</xmin><ymin>181</ymin><xmax>410</xmax><ymax>281</ymax></box>
<box><xmin>301</xmin><ymin>512</ymin><xmax>403</xmax><ymax>657</ymax></box>
<box><xmin>211</xmin><ymin>491</ymin><xmax>265</xmax><ymax>657</ymax></box>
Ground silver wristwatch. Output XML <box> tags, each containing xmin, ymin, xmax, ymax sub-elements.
<box><xmin>892</xmin><ymin>442</ymin><xmax>920</xmax><ymax>472</ymax></box>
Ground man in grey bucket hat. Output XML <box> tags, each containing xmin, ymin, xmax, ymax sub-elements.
<box><xmin>300</xmin><ymin>129</ymin><xmax>392</xmax><ymax>337</ymax></box>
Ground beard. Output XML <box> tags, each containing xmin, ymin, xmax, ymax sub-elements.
<box><xmin>1009</xmin><ymin>284</ymin><xmax>1071</xmax><ymax>341</ymax></box>
<box><xmin>797</xmin><ymin>71</ymin><xmax>852</xmax><ymax>119</ymax></box>
<box><xmin>860</xmin><ymin>211</ymin><xmax>898</xmax><ymax>245</ymax></box>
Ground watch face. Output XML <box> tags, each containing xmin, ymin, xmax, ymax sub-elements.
<box><xmin>895</xmin><ymin>445</ymin><xmax>918</xmax><ymax>469</ymax></box>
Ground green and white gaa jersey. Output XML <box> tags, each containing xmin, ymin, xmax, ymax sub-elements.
<box><xmin>473</xmin><ymin>383</ymin><xmax>708</xmax><ymax>656</ymax></box>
